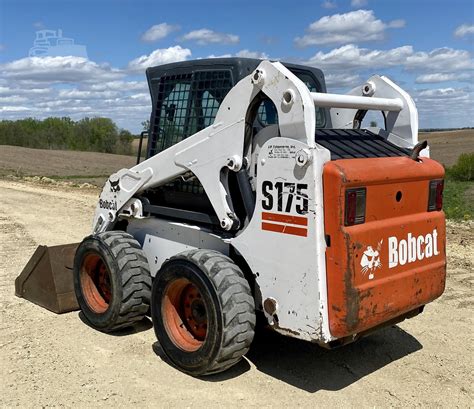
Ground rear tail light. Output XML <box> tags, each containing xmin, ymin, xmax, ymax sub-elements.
<box><xmin>428</xmin><ymin>179</ymin><xmax>444</xmax><ymax>211</ymax></box>
<box><xmin>345</xmin><ymin>188</ymin><xmax>366</xmax><ymax>226</ymax></box>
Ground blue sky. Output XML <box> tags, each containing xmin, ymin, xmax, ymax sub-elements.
<box><xmin>0</xmin><ymin>0</ymin><xmax>473</xmax><ymax>132</ymax></box>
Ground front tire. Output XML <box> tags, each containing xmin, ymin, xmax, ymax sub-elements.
<box><xmin>73</xmin><ymin>231</ymin><xmax>151</xmax><ymax>332</ymax></box>
<box><xmin>152</xmin><ymin>249</ymin><xmax>255</xmax><ymax>376</ymax></box>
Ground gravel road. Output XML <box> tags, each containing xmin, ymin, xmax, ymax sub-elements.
<box><xmin>0</xmin><ymin>179</ymin><xmax>472</xmax><ymax>408</ymax></box>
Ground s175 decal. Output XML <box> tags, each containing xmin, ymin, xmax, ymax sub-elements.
<box><xmin>261</xmin><ymin>181</ymin><xmax>308</xmax><ymax>215</ymax></box>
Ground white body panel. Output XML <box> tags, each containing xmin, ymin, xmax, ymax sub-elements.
<box><xmin>127</xmin><ymin>218</ymin><xmax>229</xmax><ymax>277</ymax></box>
<box><xmin>232</xmin><ymin>137</ymin><xmax>332</xmax><ymax>341</ymax></box>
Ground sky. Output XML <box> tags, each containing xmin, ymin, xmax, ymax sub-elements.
<box><xmin>0</xmin><ymin>0</ymin><xmax>473</xmax><ymax>132</ymax></box>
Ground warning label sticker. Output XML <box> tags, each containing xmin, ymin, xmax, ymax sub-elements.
<box><xmin>267</xmin><ymin>144</ymin><xmax>297</xmax><ymax>159</ymax></box>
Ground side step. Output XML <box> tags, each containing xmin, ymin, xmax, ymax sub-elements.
<box><xmin>15</xmin><ymin>243</ymin><xmax>80</xmax><ymax>314</ymax></box>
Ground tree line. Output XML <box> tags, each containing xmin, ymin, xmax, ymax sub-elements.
<box><xmin>0</xmin><ymin>117</ymin><xmax>135</xmax><ymax>155</ymax></box>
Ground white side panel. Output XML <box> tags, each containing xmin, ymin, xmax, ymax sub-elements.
<box><xmin>127</xmin><ymin>218</ymin><xmax>229</xmax><ymax>277</ymax></box>
<box><xmin>231</xmin><ymin>137</ymin><xmax>332</xmax><ymax>342</ymax></box>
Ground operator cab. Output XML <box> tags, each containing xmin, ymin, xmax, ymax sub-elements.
<box><xmin>142</xmin><ymin>58</ymin><xmax>328</xmax><ymax>219</ymax></box>
<box><xmin>145</xmin><ymin>58</ymin><xmax>328</xmax><ymax>158</ymax></box>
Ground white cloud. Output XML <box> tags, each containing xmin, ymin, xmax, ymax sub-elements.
<box><xmin>305</xmin><ymin>44</ymin><xmax>473</xmax><ymax>73</ymax></box>
<box><xmin>206</xmin><ymin>50</ymin><xmax>269</xmax><ymax>60</ymax></box>
<box><xmin>413</xmin><ymin>87</ymin><xmax>474</xmax><ymax>127</ymax></box>
<box><xmin>304</xmin><ymin>43</ymin><xmax>474</xmax><ymax>128</ymax></box>
<box><xmin>0</xmin><ymin>56</ymin><xmax>123</xmax><ymax>83</ymax></box>
<box><xmin>235</xmin><ymin>49</ymin><xmax>269</xmax><ymax>59</ymax></box>
<box><xmin>1</xmin><ymin>38</ymin><xmax>471</xmax><ymax>132</ymax></box>
<box><xmin>87</xmin><ymin>80</ymin><xmax>147</xmax><ymax>92</ymax></box>
<box><xmin>0</xmin><ymin>54</ymin><xmax>154</xmax><ymax>131</ymax></box>
<box><xmin>129</xmin><ymin>92</ymin><xmax>150</xmax><ymax>102</ymax></box>
<box><xmin>0</xmin><ymin>106</ymin><xmax>32</xmax><ymax>112</ymax></box>
<box><xmin>454</xmin><ymin>24</ymin><xmax>474</xmax><ymax>38</ymax></box>
<box><xmin>0</xmin><ymin>95</ymin><xmax>29</xmax><ymax>104</ymax></box>
<box><xmin>57</xmin><ymin>89</ymin><xmax>121</xmax><ymax>100</ymax></box>
<box><xmin>33</xmin><ymin>21</ymin><xmax>45</xmax><ymax>29</ymax></box>
<box><xmin>324</xmin><ymin>73</ymin><xmax>361</xmax><ymax>88</ymax></box>
<box><xmin>387</xmin><ymin>19</ymin><xmax>405</xmax><ymax>29</ymax></box>
<box><xmin>404</xmin><ymin>47</ymin><xmax>473</xmax><ymax>72</ymax></box>
<box><xmin>351</xmin><ymin>0</ymin><xmax>367</xmax><ymax>6</ymax></box>
<box><xmin>321</xmin><ymin>1</ymin><xmax>337</xmax><ymax>9</ymax></box>
<box><xmin>294</xmin><ymin>10</ymin><xmax>405</xmax><ymax>47</ymax></box>
<box><xmin>415</xmin><ymin>72</ymin><xmax>473</xmax><ymax>84</ymax></box>
<box><xmin>0</xmin><ymin>80</ymin><xmax>153</xmax><ymax>130</ymax></box>
<box><xmin>141</xmin><ymin>23</ymin><xmax>180</xmax><ymax>42</ymax></box>
<box><xmin>206</xmin><ymin>54</ymin><xmax>233</xmax><ymax>59</ymax></box>
<box><xmin>127</xmin><ymin>46</ymin><xmax>191</xmax><ymax>73</ymax></box>
<box><xmin>181</xmin><ymin>29</ymin><xmax>239</xmax><ymax>45</ymax></box>
<box><xmin>416</xmin><ymin>87</ymin><xmax>469</xmax><ymax>99</ymax></box>
<box><xmin>0</xmin><ymin>86</ymin><xmax>51</xmax><ymax>96</ymax></box>
<box><xmin>306</xmin><ymin>44</ymin><xmax>413</xmax><ymax>70</ymax></box>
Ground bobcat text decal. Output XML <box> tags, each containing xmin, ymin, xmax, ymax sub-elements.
<box><xmin>360</xmin><ymin>228</ymin><xmax>440</xmax><ymax>279</ymax></box>
<box><xmin>99</xmin><ymin>199</ymin><xmax>117</xmax><ymax>211</ymax></box>
<box><xmin>388</xmin><ymin>229</ymin><xmax>439</xmax><ymax>268</ymax></box>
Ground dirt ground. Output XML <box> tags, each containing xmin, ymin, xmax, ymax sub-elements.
<box><xmin>0</xmin><ymin>179</ymin><xmax>472</xmax><ymax>408</ymax></box>
<box><xmin>420</xmin><ymin>129</ymin><xmax>474</xmax><ymax>167</ymax></box>
<box><xmin>0</xmin><ymin>145</ymin><xmax>135</xmax><ymax>186</ymax></box>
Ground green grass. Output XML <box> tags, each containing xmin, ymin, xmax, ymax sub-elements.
<box><xmin>443</xmin><ymin>153</ymin><xmax>474</xmax><ymax>220</ymax></box>
<box><xmin>443</xmin><ymin>178</ymin><xmax>474</xmax><ymax>220</ymax></box>
<box><xmin>446</xmin><ymin>153</ymin><xmax>474</xmax><ymax>182</ymax></box>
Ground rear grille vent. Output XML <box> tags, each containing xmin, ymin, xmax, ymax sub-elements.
<box><xmin>315</xmin><ymin>129</ymin><xmax>410</xmax><ymax>160</ymax></box>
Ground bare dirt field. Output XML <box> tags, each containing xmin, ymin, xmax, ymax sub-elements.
<box><xmin>0</xmin><ymin>145</ymin><xmax>135</xmax><ymax>186</ymax></box>
<box><xmin>0</xmin><ymin>179</ymin><xmax>473</xmax><ymax>408</ymax></box>
<box><xmin>420</xmin><ymin>129</ymin><xmax>474</xmax><ymax>167</ymax></box>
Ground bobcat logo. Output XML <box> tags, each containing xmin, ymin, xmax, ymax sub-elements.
<box><xmin>360</xmin><ymin>240</ymin><xmax>383</xmax><ymax>280</ymax></box>
<box><xmin>109</xmin><ymin>178</ymin><xmax>120</xmax><ymax>193</ymax></box>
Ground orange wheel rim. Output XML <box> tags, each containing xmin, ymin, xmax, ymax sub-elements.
<box><xmin>162</xmin><ymin>278</ymin><xmax>208</xmax><ymax>352</ymax></box>
<box><xmin>80</xmin><ymin>253</ymin><xmax>111</xmax><ymax>313</ymax></box>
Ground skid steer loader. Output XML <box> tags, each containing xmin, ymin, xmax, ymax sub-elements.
<box><xmin>16</xmin><ymin>58</ymin><xmax>446</xmax><ymax>376</ymax></box>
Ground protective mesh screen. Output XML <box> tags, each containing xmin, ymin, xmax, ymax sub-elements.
<box><xmin>148</xmin><ymin>70</ymin><xmax>233</xmax><ymax>194</ymax></box>
<box><xmin>149</xmin><ymin>70</ymin><xmax>233</xmax><ymax>157</ymax></box>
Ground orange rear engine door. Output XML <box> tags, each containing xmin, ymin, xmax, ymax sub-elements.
<box><xmin>323</xmin><ymin>157</ymin><xmax>446</xmax><ymax>338</ymax></box>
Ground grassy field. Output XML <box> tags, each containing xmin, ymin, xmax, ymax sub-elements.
<box><xmin>443</xmin><ymin>179</ymin><xmax>474</xmax><ymax>220</ymax></box>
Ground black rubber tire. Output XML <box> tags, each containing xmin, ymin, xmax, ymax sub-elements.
<box><xmin>152</xmin><ymin>249</ymin><xmax>256</xmax><ymax>376</ymax></box>
<box><xmin>73</xmin><ymin>231</ymin><xmax>151</xmax><ymax>332</ymax></box>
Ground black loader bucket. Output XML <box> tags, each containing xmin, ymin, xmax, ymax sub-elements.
<box><xmin>15</xmin><ymin>243</ymin><xmax>80</xmax><ymax>313</ymax></box>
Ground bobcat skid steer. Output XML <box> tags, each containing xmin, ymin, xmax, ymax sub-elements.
<box><xmin>16</xmin><ymin>58</ymin><xmax>446</xmax><ymax>376</ymax></box>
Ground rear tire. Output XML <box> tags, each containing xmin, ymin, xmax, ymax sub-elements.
<box><xmin>152</xmin><ymin>249</ymin><xmax>255</xmax><ymax>376</ymax></box>
<box><xmin>73</xmin><ymin>231</ymin><xmax>151</xmax><ymax>332</ymax></box>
